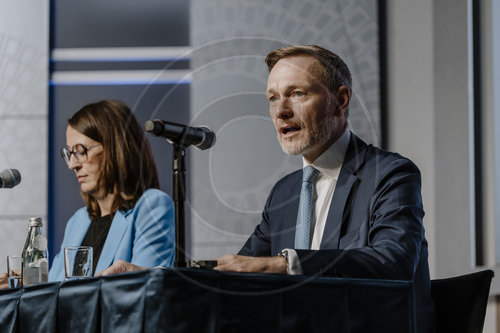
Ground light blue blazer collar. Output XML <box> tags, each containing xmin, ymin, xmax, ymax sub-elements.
<box><xmin>64</xmin><ymin>210</ymin><xmax>130</xmax><ymax>274</ymax></box>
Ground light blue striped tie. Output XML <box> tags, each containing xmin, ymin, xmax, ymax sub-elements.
<box><xmin>294</xmin><ymin>166</ymin><xmax>319</xmax><ymax>249</ymax></box>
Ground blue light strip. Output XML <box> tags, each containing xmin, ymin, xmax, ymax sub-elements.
<box><xmin>50</xmin><ymin>69</ymin><xmax>192</xmax><ymax>86</ymax></box>
<box><xmin>50</xmin><ymin>57</ymin><xmax>190</xmax><ymax>63</ymax></box>
<box><xmin>51</xmin><ymin>47</ymin><xmax>192</xmax><ymax>63</ymax></box>
<box><xmin>49</xmin><ymin>78</ymin><xmax>192</xmax><ymax>86</ymax></box>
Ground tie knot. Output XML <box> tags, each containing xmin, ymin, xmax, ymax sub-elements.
<box><xmin>302</xmin><ymin>166</ymin><xmax>319</xmax><ymax>183</ymax></box>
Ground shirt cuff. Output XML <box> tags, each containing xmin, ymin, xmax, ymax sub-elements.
<box><xmin>283</xmin><ymin>248</ymin><xmax>303</xmax><ymax>275</ymax></box>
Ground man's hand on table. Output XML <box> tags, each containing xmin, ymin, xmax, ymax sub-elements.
<box><xmin>95</xmin><ymin>255</ymin><xmax>288</xmax><ymax>277</ymax></box>
<box><xmin>96</xmin><ymin>260</ymin><xmax>149</xmax><ymax>277</ymax></box>
<box><xmin>214</xmin><ymin>254</ymin><xmax>287</xmax><ymax>274</ymax></box>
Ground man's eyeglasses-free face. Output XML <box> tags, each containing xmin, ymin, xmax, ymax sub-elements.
<box><xmin>60</xmin><ymin>144</ymin><xmax>102</xmax><ymax>165</ymax></box>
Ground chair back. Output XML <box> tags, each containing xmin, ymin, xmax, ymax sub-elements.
<box><xmin>431</xmin><ymin>269</ymin><xmax>494</xmax><ymax>333</ymax></box>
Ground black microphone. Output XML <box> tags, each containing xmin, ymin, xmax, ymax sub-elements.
<box><xmin>0</xmin><ymin>169</ymin><xmax>21</xmax><ymax>188</ymax></box>
<box><xmin>145</xmin><ymin>119</ymin><xmax>216</xmax><ymax>150</ymax></box>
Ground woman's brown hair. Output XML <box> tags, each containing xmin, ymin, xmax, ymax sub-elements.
<box><xmin>68</xmin><ymin>100</ymin><xmax>160</xmax><ymax>220</ymax></box>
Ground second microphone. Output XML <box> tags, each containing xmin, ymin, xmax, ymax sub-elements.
<box><xmin>145</xmin><ymin>119</ymin><xmax>216</xmax><ymax>150</ymax></box>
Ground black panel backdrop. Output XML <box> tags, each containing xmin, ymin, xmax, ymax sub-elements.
<box><xmin>51</xmin><ymin>0</ymin><xmax>189</xmax><ymax>48</ymax></box>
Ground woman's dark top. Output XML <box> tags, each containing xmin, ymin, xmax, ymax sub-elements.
<box><xmin>81</xmin><ymin>214</ymin><xmax>113</xmax><ymax>275</ymax></box>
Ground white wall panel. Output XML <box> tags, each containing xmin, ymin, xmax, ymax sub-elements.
<box><xmin>0</xmin><ymin>0</ymin><xmax>49</xmax><ymax>271</ymax></box>
<box><xmin>190</xmin><ymin>0</ymin><xmax>382</xmax><ymax>259</ymax></box>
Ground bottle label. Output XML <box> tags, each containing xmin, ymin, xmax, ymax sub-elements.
<box><xmin>23</xmin><ymin>266</ymin><xmax>39</xmax><ymax>286</ymax></box>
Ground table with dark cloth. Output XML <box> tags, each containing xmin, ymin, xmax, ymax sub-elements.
<box><xmin>0</xmin><ymin>268</ymin><xmax>416</xmax><ymax>332</ymax></box>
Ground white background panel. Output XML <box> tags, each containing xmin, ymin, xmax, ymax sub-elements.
<box><xmin>0</xmin><ymin>119</ymin><xmax>47</xmax><ymax>215</ymax></box>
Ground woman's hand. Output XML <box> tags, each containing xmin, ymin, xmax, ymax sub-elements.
<box><xmin>95</xmin><ymin>260</ymin><xmax>149</xmax><ymax>276</ymax></box>
<box><xmin>0</xmin><ymin>273</ymin><xmax>9</xmax><ymax>289</ymax></box>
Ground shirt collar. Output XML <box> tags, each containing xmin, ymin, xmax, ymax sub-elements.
<box><xmin>302</xmin><ymin>129</ymin><xmax>351</xmax><ymax>179</ymax></box>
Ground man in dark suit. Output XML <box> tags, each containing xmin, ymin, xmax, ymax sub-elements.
<box><xmin>214</xmin><ymin>45</ymin><xmax>435</xmax><ymax>332</ymax></box>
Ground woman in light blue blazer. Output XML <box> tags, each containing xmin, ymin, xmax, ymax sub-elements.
<box><xmin>49</xmin><ymin>100</ymin><xmax>175</xmax><ymax>281</ymax></box>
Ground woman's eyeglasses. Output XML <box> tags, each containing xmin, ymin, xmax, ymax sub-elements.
<box><xmin>60</xmin><ymin>144</ymin><xmax>102</xmax><ymax>165</ymax></box>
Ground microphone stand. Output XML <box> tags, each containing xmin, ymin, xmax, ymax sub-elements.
<box><xmin>145</xmin><ymin>119</ymin><xmax>215</xmax><ymax>268</ymax></box>
<box><xmin>172</xmin><ymin>143</ymin><xmax>187</xmax><ymax>268</ymax></box>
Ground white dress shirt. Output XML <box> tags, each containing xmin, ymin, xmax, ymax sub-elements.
<box><xmin>285</xmin><ymin>129</ymin><xmax>351</xmax><ymax>274</ymax></box>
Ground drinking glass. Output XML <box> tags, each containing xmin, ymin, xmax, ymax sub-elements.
<box><xmin>64</xmin><ymin>246</ymin><xmax>93</xmax><ymax>280</ymax></box>
<box><xmin>7</xmin><ymin>255</ymin><xmax>22</xmax><ymax>288</ymax></box>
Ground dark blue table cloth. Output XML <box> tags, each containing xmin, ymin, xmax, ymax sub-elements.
<box><xmin>0</xmin><ymin>268</ymin><xmax>416</xmax><ymax>332</ymax></box>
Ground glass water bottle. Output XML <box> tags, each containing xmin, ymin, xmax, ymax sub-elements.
<box><xmin>22</xmin><ymin>217</ymin><xmax>49</xmax><ymax>286</ymax></box>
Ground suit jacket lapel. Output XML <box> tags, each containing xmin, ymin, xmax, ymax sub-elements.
<box><xmin>320</xmin><ymin>134</ymin><xmax>367</xmax><ymax>249</ymax></box>
<box><xmin>95</xmin><ymin>210</ymin><xmax>128</xmax><ymax>273</ymax></box>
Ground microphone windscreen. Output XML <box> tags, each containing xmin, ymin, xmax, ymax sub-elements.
<box><xmin>144</xmin><ymin>120</ymin><xmax>164</xmax><ymax>136</ymax></box>
<box><xmin>196</xmin><ymin>126</ymin><xmax>216</xmax><ymax>150</ymax></box>
<box><xmin>144</xmin><ymin>120</ymin><xmax>155</xmax><ymax>132</ymax></box>
<box><xmin>0</xmin><ymin>169</ymin><xmax>21</xmax><ymax>188</ymax></box>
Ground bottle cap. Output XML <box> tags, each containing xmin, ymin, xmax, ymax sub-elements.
<box><xmin>28</xmin><ymin>217</ymin><xmax>43</xmax><ymax>227</ymax></box>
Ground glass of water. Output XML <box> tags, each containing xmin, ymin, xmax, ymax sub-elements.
<box><xmin>7</xmin><ymin>255</ymin><xmax>22</xmax><ymax>288</ymax></box>
<box><xmin>64</xmin><ymin>246</ymin><xmax>93</xmax><ymax>280</ymax></box>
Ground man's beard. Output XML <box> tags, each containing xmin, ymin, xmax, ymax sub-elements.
<box><xmin>277</xmin><ymin>114</ymin><xmax>336</xmax><ymax>157</ymax></box>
